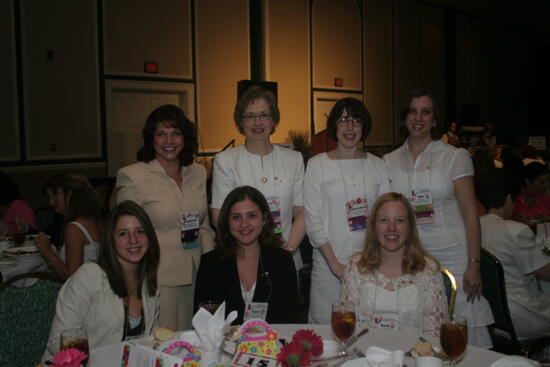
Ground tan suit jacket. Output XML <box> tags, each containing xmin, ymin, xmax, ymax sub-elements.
<box><xmin>116</xmin><ymin>160</ymin><xmax>215</xmax><ymax>286</ymax></box>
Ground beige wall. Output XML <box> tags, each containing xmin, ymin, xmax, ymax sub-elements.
<box><xmin>104</xmin><ymin>0</ymin><xmax>193</xmax><ymax>78</ymax></box>
<box><xmin>0</xmin><ymin>0</ymin><xmax>19</xmax><ymax>161</ymax></box>
<box><xmin>266</xmin><ymin>0</ymin><xmax>310</xmax><ymax>143</ymax></box>
<box><xmin>22</xmin><ymin>0</ymin><xmax>100</xmax><ymax>160</ymax></box>
<box><xmin>195</xmin><ymin>0</ymin><xmax>250</xmax><ymax>152</ymax></box>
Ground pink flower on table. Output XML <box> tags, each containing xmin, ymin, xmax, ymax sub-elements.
<box><xmin>52</xmin><ymin>348</ymin><xmax>87</xmax><ymax>367</ymax></box>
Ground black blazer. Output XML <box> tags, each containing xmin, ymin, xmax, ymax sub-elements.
<box><xmin>194</xmin><ymin>248</ymin><xmax>300</xmax><ymax>324</ymax></box>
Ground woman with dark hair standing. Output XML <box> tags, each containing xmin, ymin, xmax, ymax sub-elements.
<box><xmin>384</xmin><ymin>88</ymin><xmax>493</xmax><ymax>347</ymax></box>
<box><xmin>36</xmin><ymin>173</ymin><xmax>102</xmax><ymax>279</ymax></box>
<box><xmin>211</xmin><ymin>86</ymin><xmax>305</xmax><ymax>274</ymax></box>
<box><xmin>0</xmin><ymin>170</ymin><xmax>36</xmax><ymax>236</ymax></box>
<box><xmin>513</xmin><ymin>161</ymin><xmax>550</xmax><ymax>223</ymax></box>
<box><xmin>42</xmin><ymin>200</ymin><xmax>160</xmax><ymax>361</ymax></box>
<box><xmin>195</xmin><ymin>186</ymin><xmax>299</xmax><ymax>324</ymax></box>
<box><xmin>116</xmin><ymin>105</ymin><xmax>215</xmax><ymax>330</ymax></box>
<box><xmin>304</xmin><ymin>98</ymin><xmax>389</xmax><ymax>323</ymax></box>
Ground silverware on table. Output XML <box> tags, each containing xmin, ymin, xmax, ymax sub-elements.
<box><xmin>342</xmin><ymin>328</ymin><xmax>369</xmax><ymax>350</ymax></box>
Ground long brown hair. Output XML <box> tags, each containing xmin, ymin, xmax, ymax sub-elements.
<box><xmin>357</xmin><ymin>192</ymin><xmax>435</xmax><ymax>275</ymax></box>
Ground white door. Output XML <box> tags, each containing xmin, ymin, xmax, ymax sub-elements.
<box><xmin>107</xmin><ymin>91</ymin><xmax>181</xmax><ymax>176</ymax></box>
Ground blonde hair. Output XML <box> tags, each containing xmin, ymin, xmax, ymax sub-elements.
<box><xmin>357</xmin><ymin>192</ymin><xmax>435</xmax><ymax>274</ymax></box>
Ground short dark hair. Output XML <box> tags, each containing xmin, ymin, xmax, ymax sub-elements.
<box><xmin>476</xmin><ymin>169</ymin><xmax>521</xmax><ymax>210</ymax></box>
<box><xmin>0</xmin><ymin>171</ymin><xmax>22</xmax><ymax>206</ymax></box>
<box><xmin>138</xmin><ymin>104</ymin><xmax>197</xmax><ymax>166</ymax></box>
<box><xmin>216</xmin><ymin>186</ymin><xmax>282</xmax><ymax>258</ymax></box>
<box><xmin>48</xmin><ymin>173</ymin><xmax>101</xmax><ymax>223</ymax></box>
<box><xmin>326</xmin><ymin>98</ymin><xmax>372</xmax><ymax>141</ymax></box>
<box><xmin>401</xmin><ymin>88</ymin><xmax>443</xmax><ymax>140</ymax></box>
<box><xmin>233</xmin><ymin>86</ymin><xmax>280</xmax><ymax>135</ymax></box>
<box><xmin>522</xmin><ymin>161</ymin><xmax>550</xmax><ymax>183</ymax></box>
<box><xmin>98</xmin><ymin>200</ymin><xmax>160</xmax><ymax>298</ymax></box>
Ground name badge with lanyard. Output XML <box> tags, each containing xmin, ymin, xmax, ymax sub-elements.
<box><xmin>370</xmin><ymin>314</ymin><xmax>399</xmax><ymax>331</ymax></box>
<box><xmin>244</xmin><ymin>302</ymin><xmax>269</xmax><ymax>321</ymax></box>
<box><xmin>267</xmin><ymin>196</ymin><xmax>283</xmax><ymax>234</ymax></box>
<box><xmin>181</xmin><ymin>211</ymin><xmax>200</xmax><ymax>249</ymax></box>
<box><xmin>346</xmin><ymin>198</ymin><xmax>368</xmax><ymax>231</ymax></box>
<box><xmin>410</xmin><ymin>191</ymin><xmax>435</xmax><ymax>224</ymax></box>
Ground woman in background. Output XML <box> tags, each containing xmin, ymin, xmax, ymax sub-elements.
<box><xmin>36</xmin><ymin>173</ymin><xmax>102</xmax><ymax>279</ymax></box>
<box><xmin>304</xmin><ymin>98</ymin><xmax>389</xmax><ymax>324</ymax></box>
<box><xmin>0</xmin><ymin>170</ymin><xmax>36</xmax><ymax>236</ymax></box>
<box><xmin>341</xmin><ymin>192</ymin><xmax>447</xmax><ymax>337</ymax></box>
<box><xmin>384</xmin><ymin>88</ymin><xmax>493</xmax><ymax>347</ymax></box>
<box><xmin>42</xmin><ymin>200</ymin><xmax>160</xmax><ymax>362</ymax></box>
<box><xmin>116</xmin><ymin>104</ymin><xmax>215</xmax><ymax>330</ymax></box>
<box><xmin>195</xmin><ymin>186</ymin><xmax>299</xmax><ymax>324</ymax></box>
<box><xmin>513</xmin><ymin>162</ymin><xmax>550</xmax><ymax>223</ymax></box>
<box><xmin>211</xmin><ymin>86</ymin><xmax>305</xmax><ymax>275</ymax></box>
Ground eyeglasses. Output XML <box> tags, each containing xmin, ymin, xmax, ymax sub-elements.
<box><xmin>243</xmin><ymin>113</ymin><xmax>272</xmax><ymax>123</ymax></box>
<box><xmin>337</xmin><ymin>116</ymin><xmax>363</xmax><ymax>127</ymax></box>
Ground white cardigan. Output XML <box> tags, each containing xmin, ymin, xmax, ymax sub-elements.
<box><xmin>42</xmin><ymin>263</ymin><xmax>159</xmax><ymax>362</ymax></box>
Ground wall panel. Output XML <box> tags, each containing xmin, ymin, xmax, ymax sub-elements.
<box><xmin>0</xmin><ymin>0</ymin><xmax>19</xmax><ymax>161</ymax></box>
<box><xmin>196</xmin><ymin>0</ymin><xmax>249</xmax><ymax>152</ymax></box>
<box><xmin>393</xmin><ymin>0</ymin><xmax>420</xmax><ymax>135</ymax></box>
<box><xmin>22</xmin><ymin>0</ymin><xmax>100</xmax><ymax>160</ymax></box>
<box><xmin>312</xmin><ymin>0</ymin><xmax>361</xmax><ymax>91</ymax></box>
<box><xmin>455</xmin><ymin>13</ymin><xmax>471</xmax><ymax>122</ymax></box>
<box><xmin>104</xmin><ymin>0</ymin><xmax>192</xmax><ymax>78</ymax></box>
<box><xmin>266</xmin><ymin>0</ymin><xmax>310</xmax><ymax>141</ymax></box>
<box><xmin>363</xmin><ymin>0</ymin><xmax>393</xmax><ymax>145</ymax></box>
<box><xmin>420</xmin><ymin>3</ymin><xmax>445</xmax><ymax>122</ymax></box>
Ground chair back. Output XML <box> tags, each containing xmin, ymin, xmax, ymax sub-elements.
<box><xmin>480</xmin><ymin>248</ymin><xmax>524</xmax><ymax>354</ymax></box>
<box><xmin>439</xmin><ymin>266</ymin><xmax>457</xmax><ymax>315</ymax></box>
<box><xmin>0</xmin><ymin>272</ymin><xmax>63</xmax><ymax>367</ymax></box>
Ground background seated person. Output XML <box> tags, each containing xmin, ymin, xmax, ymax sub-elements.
<box><xmin>341</xmin><ymin>192</ymin><xmax>447</xmax><ymax>338</ymax></box>
<box><xmin>477</xmin><ymin>169</ymin><xmax>550</xmax><ymax>340</ymax></box>
<box><xmin>0</xmin><ymin>170</ymin><xmax>36</xmax><ymax>236</ymax></box>
<box><xmin>513</xmin><ymin>162</ymin><xmax>550</xmax><ymax>224</ymax></box>
<box><xmin>42</xmin><ymin>201</ymin><xmax>160</xmax><ymax>362</ymax></box>
<box><xmin>194</xmin><ymin>186</ymin><xmax>299</xmax><ymax>324</ymax></box>
<box><xmin>36</xmin><ymin>173</ymin><xmax>102</xmax><ymax>279</ymax></box>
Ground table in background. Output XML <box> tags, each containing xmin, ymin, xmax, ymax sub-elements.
<box><xmin>89</xmin><ymin>324</ymin><xmax>506</xmax><ymax>367</ymax></box>
<box><xmin>0</xmin><ymin>254</ymin><xmax>48</xmax><ymax>286</ymax></box>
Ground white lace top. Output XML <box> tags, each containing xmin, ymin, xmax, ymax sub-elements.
<box><xmin>341</xmin><ymin>255</ymin><xmax>447</xmax><ymax>337</ymax></box>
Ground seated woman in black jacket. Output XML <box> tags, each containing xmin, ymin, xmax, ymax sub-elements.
<box><xmin>195</xmin><ymin>186</ymin><xmax>299</xmax><ymax>324</ymax></box>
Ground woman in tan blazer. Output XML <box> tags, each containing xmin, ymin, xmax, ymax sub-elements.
<box><xmin>116</xmin><ymin>104</ymin><xmax>215</xmax><ymax>330</ymax></box>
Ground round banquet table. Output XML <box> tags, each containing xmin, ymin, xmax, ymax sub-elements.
<box><xmin>89</xmin><ymin>324</ymin><xmax>507</xmax><ymax>367</ymax></box>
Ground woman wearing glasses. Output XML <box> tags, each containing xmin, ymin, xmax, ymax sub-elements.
<box><xmin>304</xmin><ymin>98</ymin><xmax>390</xmax><ymax>323</ymax></box>
<box><xmin>211</xmin><ymin>86</ymin><xmax>305</xmax><ymax>273</ymax></box>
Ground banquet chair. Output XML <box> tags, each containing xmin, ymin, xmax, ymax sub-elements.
<box><xmin>480</xmin><ymin>248</ymin><xmax>550</xmax><ymax>357</ymax></box>
<box><xmin>0</xmin><ymin>272</ymin><xmax>63</xmax><ymax>367</ymax></box>
<box><xmin>439</xmin><ymin>266</ymin><xmax>457</xmax><ymax>315</ymax></box>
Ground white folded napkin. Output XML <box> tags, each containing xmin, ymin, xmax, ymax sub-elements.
<box><xmin>192</xmin><ymin>302</ymin><xmax>238</xmax><ymax>352</ymax></box>
<box><xmin>365</xmin><ymin>346</ymin><xmax>405</xmax><ymax>367</ymax></box>
<box><xmin>489</xmin><ymin>355</ymin><xmax>540</xmax><ymax>367</ymax></box>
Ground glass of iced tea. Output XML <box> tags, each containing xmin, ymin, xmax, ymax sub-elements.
<box><xmin>331</xmin><ymin>301</ymin><xmax>356</xmax><ymax>353</ymax></box>
<box><xmin>199</xmin><ymin>300</ymin><xmax>221</xmax><ymax>315</ymax></box>
<box><xmin>440</xmin><ymin>315</ymin><xmax>467</xmax><ymax>366</ymax></box>
<box><xmin>60</xmin><ymin>327</ymin><xmax>89</xmax><ymax>366</ymax></box>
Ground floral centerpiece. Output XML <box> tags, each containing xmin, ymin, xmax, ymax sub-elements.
<box><xmin>277</xmin><ymin>330</ymin><xmax>323</xmax><ymax>367</ymax></box>
<box><xmin>40</xmin><ymin>348</ymin><xmax>88</xmax><ymax>367</ymax></box>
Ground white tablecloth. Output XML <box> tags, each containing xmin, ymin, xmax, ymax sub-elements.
<box><xmin>89</xmin><ymin>324</ymin><xmax>506</xmax><ymax>367</ymax></box>
<box><xmin>0</xmin><ymin>254</ymin><xmax>47</xmax><ymax>286</ymax></box>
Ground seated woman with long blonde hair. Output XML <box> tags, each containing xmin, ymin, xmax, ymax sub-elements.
<box><xmin>341</xmin><ymin>192</ymin><xmax>447</xmax><ymax>337</ymax></box>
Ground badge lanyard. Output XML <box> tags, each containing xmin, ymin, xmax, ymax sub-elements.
<box><xmin>370</xmin><ymin>272</ymin><xmax>400</xmax><ymax>331</ymax></box>
<box><xmin>170</xmin><ymin>167</ymin><xmax>201</xmax><ymax>249</ymax></box>
<box><xmin>337</xmin><ymin>153</ymin><xmax>369</xmax><ymax>231</ymax></box>
<box><xmin>406</xmin><ymin>146</ymin><xmax>436</xmax><ymax>224</ymax></box>
<box><xmin>244</xmin><ymin>256</ymin><xmax>272</xmax><ymax>321</ymax></box>
<box><xmin>246</xmin><ymin>147</ymin><xmax>283</xmax><ymax>234</ymax></box>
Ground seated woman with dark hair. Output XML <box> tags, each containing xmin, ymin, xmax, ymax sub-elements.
<box><xmin>42</xmin><ymin>201</ymin><xmax>160</xmax><ymax>362</ymax></box>
<box><xmin>36</xmin><ymin>173</ymin><xmax>102</xmax><ymax>279</ymax></box>
<box><xmin>513</xmin><ymin>162</ymin><xmax>550</xmax><ymax>224</ymax></box>
<box><xmin>195</xmin><ymin>186</ymin><xmax>299</xmax><ymax>324</ymax></box>
<box><xmin>0</xmin><ymin>170</ymin><xmax>36</xmax><ymax>236</ymax></box>
<box><xmin>341</xmin><ymin>192</ymin><xmax>447</xmax><ymax>337</ymax></box>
